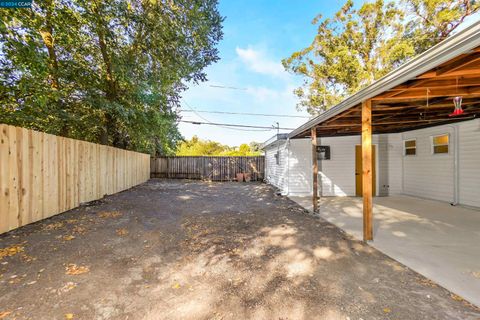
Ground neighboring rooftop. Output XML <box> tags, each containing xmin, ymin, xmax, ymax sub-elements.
<box><xmin>261</xmin><ymin>133</ymin><xmax>288</xmax><ymax>149</ymax></box>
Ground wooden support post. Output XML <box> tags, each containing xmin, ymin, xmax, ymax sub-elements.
<box><xmin>362</xmin><ymin>100</ymin><xmax>373</xmax><ymax>241</ymax></box>
<box><xmin>311</xmin><ymin>127</ymin><xmax>319</xmax><ymax>213</ymax></box>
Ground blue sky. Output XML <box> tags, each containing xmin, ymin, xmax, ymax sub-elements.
<box><xmin>179</xmin><ymin>0</ymin><xmax>346</xmax><ymax>146</ymax></box>
<box><xmin>178</xmin><ymin>1</ymin><xmax>480</xmax><ymax>147</ymax></box>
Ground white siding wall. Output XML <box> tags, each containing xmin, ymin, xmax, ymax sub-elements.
<box><xmin>458</xmin><ymin>119</ymin><xmax>480</xmax><ymax>207</ymax></box>
<box><xmin>317</xmin><ymin>135</ymin><xmax>402</xmax><ymax>197</ymax></box>
<box><xmin>318</xmin><ymin>136</ymin><xmax>357</xmax><ymax>196</ymax></box>
<box><xmin>287</xmin><ymin>139</ymin><xmax>312</xmax><ymax>195</ymax></box>
<box><xmin>378</xmin><ymin>133</ymin><xmax>403</xmax><ymax>196</ymax></box>
<box><xmin>263</xmin><ymin>119</ymin><xmax>479</xmax><ymax>207</ymax></box>
<box><xmin>264</xmin><ymin>140</ymin><xmax>288</xmax><ymax>192</ymax></box>
<box><xmin>402</xmin><ymin>126</ymin><xmax>454</xmax><ymax>202</ymax></box>
<box><xmin>401</xmin><ymin>119</ymin><xmax>480</xmax><ymax>206</ymax></box>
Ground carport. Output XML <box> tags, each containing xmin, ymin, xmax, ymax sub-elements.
<box><xmin>287</xmin><ymin>22</ymin><xmax>480</xmax><ymax>235</ymax></box>
<box><xmin>278</xmin><ymin>22</ymin><xmax>480</xmax><ymax>307</ymax></box>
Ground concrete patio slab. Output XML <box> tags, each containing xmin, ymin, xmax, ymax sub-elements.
<box><xmin>290</xmin><ymin>195</ymin><xmax>480</xmax><ymax>307</ymax></box>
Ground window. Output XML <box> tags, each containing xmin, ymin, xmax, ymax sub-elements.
<box><xmin>404</xmin><ymin>139</ymin><xmax>416</xmax><ymax>156</ymax></box>
<box><xmin>432</xmin><ymin>134</ymin><xmax>449</xmax><ymax>154</ymax></box>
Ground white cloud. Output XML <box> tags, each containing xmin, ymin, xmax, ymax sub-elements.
<box><xmin>235</xmin><ymin>46</ymin><xmax>288</xmax><ymax>79</ymax></box>
<box><xmin>246</xmin><ymin>84</ymin><xmax>297</xmax><ymax>105</ymax></box>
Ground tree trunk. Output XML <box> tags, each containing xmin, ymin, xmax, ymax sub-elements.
<box><xmin>93</xmin><ymin>2</ymin><xmax>118</xmax><ymax>146</ymax></box>
<box><xmin>38</xmin><ymin>0</ymin><xmax>70</xmax><ymax>137</ymax></box>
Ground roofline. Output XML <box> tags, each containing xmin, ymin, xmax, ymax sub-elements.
<box><xmin>289</xmin><ymin>20</ymin><xmax>480</xmax><ymax>139</ymax></box>
<box><xmin>260</xmin><ymin>133</ymin><xmax>288</xmax><ymax>150</ymax></box>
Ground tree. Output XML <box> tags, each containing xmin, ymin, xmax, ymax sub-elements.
<box><xmin>283</xmin><ymin>0</ymin><xmax>479</xmax><ymax>115</ymax></box>
<box><xmin>0</xmin><ymin>0</ymin><xmax>223</xmax><ymax>155</ymax></box>
<box><xmin>404</xmin><ymin>0</ymin><xmax>480</xmax><ymax>53</ymax></box>
<box><xmin>175</xmin><ymin>136</ymin><xmax>262</xmax><ymax>156</ymax></box>
<box><xmin>176</xmin><ymin>136</ymin><xmax>229</xmax><ymax>156</ymax></box>
<box><xmin>221</xmin><ymin>143</ymin><xmax>262</xmax><ymax>156</ymax></box>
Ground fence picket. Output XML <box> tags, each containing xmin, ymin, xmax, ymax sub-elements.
<box><xmin>150</xmin><ymin>156</ymin><xmax>264</xmax><ymax>181</ymax></box>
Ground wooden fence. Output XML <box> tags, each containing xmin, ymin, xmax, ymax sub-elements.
<box><xmin>150</xmin><ymin>156</ymin><xmax>265</xmax><ymax>181</ymax></box>
<box><xmin>0</xmin><ymin>124</ymin><xmax>150</xmax><ymax>234</ymax></box>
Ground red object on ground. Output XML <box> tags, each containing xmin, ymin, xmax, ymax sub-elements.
<box><xmin>236</xmin><ymin>173</ymin><xmax>244</xmax><ymax>182</ymax></box>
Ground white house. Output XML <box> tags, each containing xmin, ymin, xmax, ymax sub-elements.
<box><xmin>261</xmin><ymin>21</ymin><xmax>480</xmax><ymax>307</ymax></box>
<box><xmin>263</xmin><ymin>20</ymin><xmax>480</xmax><ymax>213</ymax></box>
<box><xmin>264</xmin><ymin>119</ymin><xmax>480</xmax><ymax>207</ymax></box>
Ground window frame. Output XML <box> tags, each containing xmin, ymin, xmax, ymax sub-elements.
<box><xmin>403</xmin><ymin>139</ymin><xmax>417</xmax><ymax>156</ymax></box>
<box><xmin>431</xmin><ymin>133</ymin><xmax>450</xmax><ymax>155</ymax></box>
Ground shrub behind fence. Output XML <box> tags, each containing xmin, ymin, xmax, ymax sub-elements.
<box><xmin>150</xmin><ymin>156</ymin><xmax>265</xmax><ymax>181</ymax></box>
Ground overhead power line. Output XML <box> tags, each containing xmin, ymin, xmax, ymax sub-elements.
<box><xmin>182</xmin><ymin>100</ymin><xmax>272</xmax><ymax>132</ymax></box>
<box><xmin>209</xmin><ymin>85</ymin><xmax>248</xmax><ymax>90</ymax></box>
<box><xmin>179</xmin><ymin>120</ymin><xmax>295</xmax><ymax>130</ymax></box>
<box><xmin>180</xmin><ymin>109</ymin><xmax>310</xmax><ymax>118</ymax></box>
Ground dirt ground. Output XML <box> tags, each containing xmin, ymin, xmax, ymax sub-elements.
<box><xmin>0</xmin><ymin>180</ymin><xmax>479</xmax><ymax>320</ymax></box>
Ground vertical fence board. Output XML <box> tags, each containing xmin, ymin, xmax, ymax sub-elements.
<box><xmin>150</xmin><ymin>156</ymin><xmax>265</xmax><ymax>181</ymax></box>
<box><xmin>0</xmin><ymin>125</ymin><xmax>10</xmax><ymax>232</ymax></box>
<box><xmin>0</xmin><ymin>124</ymin><xmax>150</xmax><ymax>234</ymax></box>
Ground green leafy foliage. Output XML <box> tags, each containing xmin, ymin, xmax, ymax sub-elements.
<box><xmin>283</xmin><ymin>0</ymin><xmax>479</xmax><ymax>115</ymax></box>
<box><xmin>404</xmin><ymin>0</ymin><xmax>480</xmax><ymax>53</ymax></box>
<box><xmin>176</xmin><ymin>136</ymin><xmax>262</xmax><ymax>156</ymax></box>
<box><xmin>0</xmin><ymin>0</ymin><xmax>223</xmax><ymax>155</ymax></box>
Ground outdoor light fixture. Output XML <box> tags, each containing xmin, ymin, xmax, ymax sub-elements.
<box><xmin>449</xmin><ymin>96</ymin><xmax>464</xmax><ymax>117</ymax></box>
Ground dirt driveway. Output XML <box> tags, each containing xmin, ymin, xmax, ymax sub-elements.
<box><xmin>0</xmin><ymin>180</ymin><xmax>479</xmax><ymax>320</ymax></box>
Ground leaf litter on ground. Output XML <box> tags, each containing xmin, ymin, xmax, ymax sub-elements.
<box><xmin>65</xmin><ymin>264</ymin><xmax>90</xmax><ymax>275</ymax></box>
<box><xmin>98</xmin><ymin>211</ymin><xmax>122</xmax><ymax>218</ymax></box>
<box><xmin>116</xmin><ymin>228</ymin><xmax>128</xmax><ymax>236</ymax></box>
<box><xmin>0</xmin><ymin>245</ymin><xmax>24</xmax><ymax>260</ymax></box>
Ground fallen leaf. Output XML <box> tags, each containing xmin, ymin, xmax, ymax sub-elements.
<box><xmin>72</xmin><ymin>226</ymin><xmax>86</xmax><ymax>234</ymax></box>
<box><xmin>417</xmin><ymin>278</ymin><xmax>437</xmax><ymax>288</ymax></box>
<box><xmin>0</xmin><ymin>311</ymin><xmax>12</xmax><ymax>319</ymax></box>
<box><xmin>21</xmin><ymin>253</ymin><xmax>36</xmax><ymax>262</ymax></box>
<box><xmin>172</xmin><ymin>283</ymin><xmax>181</xmax><ymax>289</ymax></box>
<box><xmin>63</xmin><ymin>235</ymin><xmax>75</xmax><ymax>241</ymax></box>
<box><xmin>98</xmin><ymin>211</ymin><xmax>122</xmax><ymax>218</ymax></box>
<box><xmin>383</xmin><ymin>308</ymin><xmax>391</xmax><ymax>313</ymax></box>
<box><xmin>0</xmin><ymin>245</ymin><xmax>24</xmax><ymax>260</ymax></box>
<box><xmin>43</xmin><ymin>222</ymin><xmax>64</xmax><ymax>230</ymax></box>
<box><xmin>451</xmin><ymin>294</ymin><xmax>464</xmax><ymax>301</ymax></box>
<box><xmin>65</xmin><ymin>264</ymin><xmax>90</xmax><ymax>275</ymax></box>
<box><xmin>65</xmin><ymin>313</ymin><xmax>74</xmax><ymax>319</ymax></box>
<box><xmin>59</xmin><ymin>282</ymin><xmax>77</xmax><ymax>293</ymax></box>
<box><xmin>116</xmin><ymin>228</ymin><xmax>128</xmax><ymax>236</ymax></box>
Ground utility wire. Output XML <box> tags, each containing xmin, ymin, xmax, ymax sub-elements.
<box><xmin>181</xmin><ymin>101</ymin><xmax>272</xmax><ymax>132</ymax></box>
<box><xmin>180</xmin><ymin>109</ymin><xmax>310</xmax><ymax>119</ymax></box>
<box><xmin>209</xmin><ymin>85</ymin><xmax>248</xmax><ymax>90</ymax></box>
<box><xmin>180</xmin><ymin>120</ymin><xmax>295</xmax><ymax>130</ymax></box>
